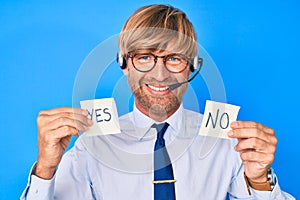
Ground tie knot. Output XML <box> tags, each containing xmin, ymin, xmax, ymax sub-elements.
<box><xmin>153</xmin><ymin>122</ymin><xmax>169</xmax><ymax>139</ymax></box>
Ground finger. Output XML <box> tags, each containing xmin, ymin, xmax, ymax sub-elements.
<box><xmin>61</xmin><ymin>137</ymin><xmax>72</xmax><ymax>150</ymax></box>
<box><xmin>43</xmin><ymin>112</ymin><xmax>93</xmax><ymax>127</ymax></box>
<box><xmin>46</xmin><ymin>126</ymin><xmax>80</xmax><ymax>140</ymax></box>
<box><xmin>43</xmin><ymin>117</ymin><xmax>89</xmax><ymax>132</ymax></box>
<box><xmin>228</xmin><ymin>127</ymin><xmax>278</xmax><ymax>145</ymax></box>
<box><xmin>240</xmin><ymin>151</ymin><xmax>274</xmax><ymax>165</ymax></box>
<box><xmin>235</xmin><ymin>138</ymin><xmax>276</xmax><ymax>154</ymax></box>
<box><xmin>231</xmin><ymin>121</ymin><xmax>274</xmax><ymax>135</ymax></box>
<box><xmin>39</xmin><ymin>107</ymin><xmax>89</xmax><ymax>117</ymax></box>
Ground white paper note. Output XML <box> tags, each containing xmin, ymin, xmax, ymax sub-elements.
<box><xmin>80</xmin><ymin>98</ymin><xmax>121</xmax><ymax>136</ymax></box>
<box><xmin>199</xmin><ymin>100</ymin><xmax>240</xmax><ymax>139</ymax></box>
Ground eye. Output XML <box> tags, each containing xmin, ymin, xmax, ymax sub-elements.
<box><xmin>167</xmin><ymin>55</ymin><xmax>182</xmax><ymax>63</ymax></box>
<box><xmin>135</xmin><ymin>54</ymin><xmax>152</xmax><ymax>62</ymax></box>
<box><xmin>169</xmin><ymin>57</ymin><xmax>178</xmax><ymax>61</ymax></box>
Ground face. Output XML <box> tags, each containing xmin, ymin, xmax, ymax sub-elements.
<box><xmin>123</xmin><ymin>50</ymin><xmax>191</xmax><ymax>121</ymax></box>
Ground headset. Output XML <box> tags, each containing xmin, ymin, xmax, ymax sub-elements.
<box><xmin>116</xmin><ymin>53</ymin><xmax>203</xmax><ymax>90</ymax></box>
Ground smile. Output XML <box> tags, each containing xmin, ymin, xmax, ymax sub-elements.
<box><xmin>146</xmin><ymin>84</ymin><xmax>169</xmax><ymax>91</ymax></box>
<box><xmin>144</xmin><ymin>83</ymin><xmax>172</xmax><ymax>95</ymax></box>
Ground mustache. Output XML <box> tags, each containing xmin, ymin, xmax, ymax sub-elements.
<box><xmin>139</xmin><ymin>77</ymin><xmax>178</xmax><ymax>86</ymax></box>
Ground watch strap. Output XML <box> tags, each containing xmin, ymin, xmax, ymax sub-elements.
<box><xmin>244</xmin><ymin>168</ymin><xmax>275</xmax><ymax>195</ymax></box>
<box><xmin>246</xmin><ymin>176</ymin><xmax>272</xmax><ymax>191</ymax></box>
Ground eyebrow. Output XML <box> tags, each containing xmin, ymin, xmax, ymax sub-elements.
<box><xmin>132</xmin><ymin>49</ymin><xmax>185</xmax><ymax>56</ymax></box>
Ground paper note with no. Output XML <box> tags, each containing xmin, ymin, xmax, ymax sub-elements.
<box><xmin>80</xmin><ymin>98</ymin><xmax>121</xmax><ymax>136</ymax></box>
<box><xmin>199</xmin><ymin>100</ymin><xmax>240</xmax><ymax>139</ymax></box>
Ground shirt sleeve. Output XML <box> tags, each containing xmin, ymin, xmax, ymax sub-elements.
<box><xmin>20</xmin><ymin>138</ymin><xmax>97</xmax><ymax>200</ymax></box>
<box><xmin>228</xmin><ymin>166</ymin><xmax>295</xmax><ymax>200</ymax></box>
<box><xmin>227</xmin><ymin>142</ymin><xmax>295</xmax><ymax>200</ymax></box>
<box><xmin>20</xmin><ymin>163</ymin><xmax>55</xmax><ymax>200</ymax></box>
<box><xmin>250</xmin><ymin>174</ymin><xmax>296</xmax><ymax>200</ymax></box>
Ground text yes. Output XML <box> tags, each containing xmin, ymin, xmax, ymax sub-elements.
<box><xmin>86</xmin><ymin>108</ymin><xmax>112</xmax><ymax>123</ymax></box>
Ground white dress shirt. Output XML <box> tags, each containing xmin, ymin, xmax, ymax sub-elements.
<box><xmin>20</xmin><ymin>104</ymin><xmax>294</xmax><ymax>200</ymax></box>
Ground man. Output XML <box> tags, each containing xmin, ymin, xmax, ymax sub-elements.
<box><xmin>21</xmin><ymin>4</ymin><xmax>294</xmax><ymax>200</ymax></box>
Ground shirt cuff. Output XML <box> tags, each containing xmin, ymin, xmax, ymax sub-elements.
<box><xmin>250</xmin><ymin>174</ymin><xmax>295</xmax><ymax>200</ymax></box>
<box><xmin>20</xmin><ymin>163</ymin><xmax>55</xmax><ymax>200</ymax></box>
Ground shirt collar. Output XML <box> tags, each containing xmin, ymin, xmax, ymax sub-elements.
<box><xmin>131</xmin><ymin>103</ymin><xmax>184</xmax><ymax>140</ymax></box>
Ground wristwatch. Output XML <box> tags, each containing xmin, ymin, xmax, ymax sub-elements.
<box><xmin>244</xmin><ymin>168</ymin><xmax>276</xmax><ymax>193</ymax></box>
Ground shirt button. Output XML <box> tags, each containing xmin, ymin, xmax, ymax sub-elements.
<box><xmin>34</xmin><ymin>189</ymin><xmax>38</xmax><ymax>193</ymax></box>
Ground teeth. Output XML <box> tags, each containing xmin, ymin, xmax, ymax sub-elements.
<box><xmin>147</xmin><ymin>84</ymin><xmax>169</xmax><ymax>91</ymax></box>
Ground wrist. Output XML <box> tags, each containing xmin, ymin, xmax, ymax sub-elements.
<box><xmin>248</xmin><ymin>172</ymin><xmax>268</xmax><ymax>183</ymax></box>
<box><xmin>35</xmin><ymin>162</ymin><xmax>56</xmax><ymax>180</ymax></box>
<box><xmin>244</xmin><ymin>168</ymin><xmax>275</xmax><ymax>193</ymax></box>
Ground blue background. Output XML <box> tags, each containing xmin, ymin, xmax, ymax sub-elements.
<box><xmin>1</xmin><ymin>0</ymin><xmax>299</xmax><ymax>199</ymax></box>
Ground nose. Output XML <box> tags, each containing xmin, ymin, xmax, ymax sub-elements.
<box><xmin>151</xmin><ymin>57</ymin><xmax>170</xmax><ymax>81</ymax></box>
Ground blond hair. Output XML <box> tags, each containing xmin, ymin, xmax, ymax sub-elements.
<box><xmin>118</xmin><ymin>4</ymin><xmax>198</xmax><ymax>58</ymax></box>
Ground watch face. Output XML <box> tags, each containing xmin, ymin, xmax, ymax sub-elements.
<box><xmin>267</xmin><ymin>168</ymin><xmax>276</xmax><ymax>189</ymax></box>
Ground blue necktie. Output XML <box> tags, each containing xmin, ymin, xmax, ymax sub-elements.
<box><xmin>153</xmin><ymin>123</ymin><xmax>176</xmax><ymax>200</ymax></box>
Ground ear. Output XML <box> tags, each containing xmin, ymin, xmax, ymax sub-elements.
<box><xmin>123</xmin><ymin>67</ymin><xmax>129</xmax><ymax>76</ymax></box>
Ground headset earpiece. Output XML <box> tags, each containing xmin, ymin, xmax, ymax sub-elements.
<box><xmin>189</xmin><ymin>56</ymin><xmax>203</xmax><ymax>72</ymax></box>
<box><xmin>116</xmin><ymin>53</ymin><xmax>127</xmax><ymax>69</ymax></box>
<box><xmin>189</xmin><ymin>56</ymin><xmax>197</xmax><ymax>72</ymax></box>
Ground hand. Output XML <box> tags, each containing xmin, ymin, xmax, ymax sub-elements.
<box><xmin>35</xmin><ymin>107</ymin><xmax>93</xmax><ymax>179</ymax></box>
<box><xmin>227</xmin><ymin>121</ymin><xmax>277</xmax><ymax>182</ymax></box>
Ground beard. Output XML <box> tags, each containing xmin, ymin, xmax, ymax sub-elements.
<box><xmin>131</xmin><ymin>76</ymin><xmax>186</xmax><ymax>119</ymax></box>
<box><xmin>134</xmin><ymin>88</ymin><xmax>180</xmax><ymax>118</ymax></box>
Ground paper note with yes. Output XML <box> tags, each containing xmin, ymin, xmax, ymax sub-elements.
<box><xmin>80</xmin><ymin>98</ymin><xmax>121</xmax><ymax>136</ymax></box>
<box><xmin>199</xmin><ymin>100</ymin><xmax>240</xmax><ymax>139</ymax></box>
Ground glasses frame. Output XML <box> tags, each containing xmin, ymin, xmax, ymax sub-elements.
<box><xmin>128</xmin><ymin>52</ymin><xmax>190</xmax><ymax>73</ymax></box>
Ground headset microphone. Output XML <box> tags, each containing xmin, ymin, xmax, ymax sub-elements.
<box><xmin>168</xmin><ymin>67</ymin><xmax>201</xmax><ymax>90</ymax></box>
<box><xmin>169</xmin><ymin>57</ymin><xmax>203</xmax><ymax>90</ymax></box>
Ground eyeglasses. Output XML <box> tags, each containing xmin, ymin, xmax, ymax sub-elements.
<box><xmin>128</xmin><ymin>52</ymin><xmax>189</xmax><ymax>73</ymax></box>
